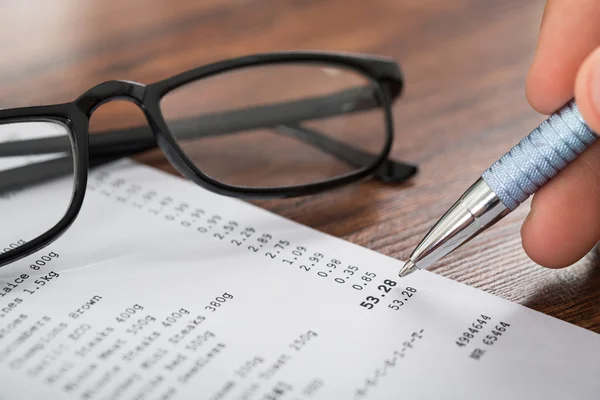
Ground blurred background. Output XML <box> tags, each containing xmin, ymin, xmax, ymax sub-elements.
<box><xmin>1</xmin><ymin>0</ymin><xmax>598</xmax><ymax>330</ymax></box>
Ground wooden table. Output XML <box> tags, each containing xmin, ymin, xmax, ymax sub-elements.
<box><xmin>1</xmin><ymin>0</ymin><xmax>598</xmax><ymax>332</ymax></box>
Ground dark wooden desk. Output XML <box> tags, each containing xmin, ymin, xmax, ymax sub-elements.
<box><xmin>1</xmin><ymin>0</ymin><xmax>598</xmax><ymax>332</ymax></box>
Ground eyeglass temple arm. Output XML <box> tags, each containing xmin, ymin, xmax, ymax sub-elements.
<box><xmin>0</xmin><ymin>119</ymin><xmax>417</xmax><ymax>195</ymax></box>
<box><xmin>0</xmin><ymin>118</ymin><xmax>417</xmax><ymax>197</ymax></box>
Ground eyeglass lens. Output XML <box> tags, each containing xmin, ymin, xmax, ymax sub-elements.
<box><xmin>159</xmin><ymin>63</ymin><xmax>388</xmax><ymax>189</ymax></box>
<box><xmin>0</xmin><ymin>120</ymin><xmax>75</xmax><ymax>250</ymax></box>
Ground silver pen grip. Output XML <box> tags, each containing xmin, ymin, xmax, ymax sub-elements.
<box><xmin>482</xmin><ymin>101</ymin><xmax>598</xmax><ymax>210</ymax></box>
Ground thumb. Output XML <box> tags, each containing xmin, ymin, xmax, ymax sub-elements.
<box><xmin>520</xmin><ymin>47</ymin><xmax>600</xmax><ymax>269</ymax></box>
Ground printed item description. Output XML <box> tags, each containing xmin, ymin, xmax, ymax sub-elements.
<box><xmin>0</xmin><ymin>160</ymin><xmax>599</xmax><ymax>399</ymax></box>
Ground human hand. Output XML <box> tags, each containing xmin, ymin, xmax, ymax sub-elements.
<box><xmin>521</xmin><ymin>0</ymin><xmax>600</xmax><ymax>268</ymax></box>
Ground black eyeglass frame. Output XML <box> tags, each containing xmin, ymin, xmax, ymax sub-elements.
<box><xmin>0</xmin><ymin>51</ymin><xmax>413</xmax><ymax>268</ymax></box>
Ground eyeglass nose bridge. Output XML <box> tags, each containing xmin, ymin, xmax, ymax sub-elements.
<box><xmin>75</xmin><ymin>80</ymin><xmax>147</xmax><ymax>116</ymax></box>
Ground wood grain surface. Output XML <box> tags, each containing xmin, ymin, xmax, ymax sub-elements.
<box><xmin>1</xmin><ymin>0</ymin><xmax>598</xmax><ymax>332</ymax></box>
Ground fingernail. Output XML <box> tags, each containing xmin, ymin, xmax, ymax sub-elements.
<box><xmin>522</xmin><ymin>213</ymin><xmax>531</xmax><ymax>228</ymax></box>
<box><xmin>522</xmin><ymin>206</ymin><xmax>536</xmax><ymax>228</ymax></box>
<box><xmin>590</xmin><ymin>51</ymin><xmax>600</xmax><ymax>116</ymax></box>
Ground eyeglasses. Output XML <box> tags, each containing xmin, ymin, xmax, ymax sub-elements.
<box><xmin>0</xmin><ymin>51</ymin><xmax>417</xmax><ymax>268</ymax></box>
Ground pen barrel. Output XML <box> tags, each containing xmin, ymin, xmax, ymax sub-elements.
<box><xmin>482</xmin><ymin>101</ymin><xmax>598</xmax><ymax>210</ymax></box>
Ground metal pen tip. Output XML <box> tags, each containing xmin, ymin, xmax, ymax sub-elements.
<box><xmin>398</xmin><ymin>260</ymin><xmax>418</xmax><ymax>278</ymax></box>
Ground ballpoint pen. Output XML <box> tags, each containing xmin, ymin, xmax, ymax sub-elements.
<box><xmin>399</xmin><ymin>100</ymin><xmax>598</xmax><ymax>277</ymax></box>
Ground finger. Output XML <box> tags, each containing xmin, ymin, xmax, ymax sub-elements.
<box><xmin>521</xmin><ymin>48</ymin><xmax>600</xmax><ymax>268</ymax></box>
<box><xmin>520</xmin><ymin>143</ymin><xmax>600</xmax><ymax>268</ymax></box>
<box><xmin>575</xmin><ymin>47</ymin><xmax>600</xmax><ymax>133</ymax></box>
<box><xmin>526</xmin><ymin>0</ymin><xmax>600</xmax><ymax>114</ymax></box>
